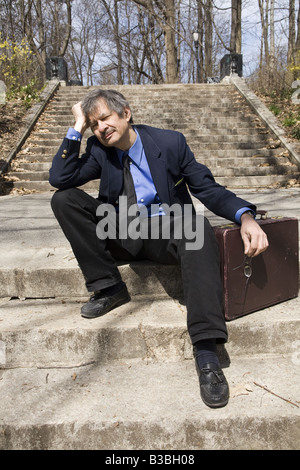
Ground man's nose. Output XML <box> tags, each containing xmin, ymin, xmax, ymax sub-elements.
<box><xmin>97</xmin><ymin>121</ymin><xmax>108</xmax><ymax>133</ymax></box>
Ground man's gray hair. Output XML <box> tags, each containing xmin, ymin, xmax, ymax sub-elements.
<box><xmin>81</xmin><ymin>89</ymin><xmax>133</xmax><ymax>123</ymax></box>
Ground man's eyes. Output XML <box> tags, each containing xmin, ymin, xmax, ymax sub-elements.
<box><xmin>90</xmin><ymin>115</ymin><xmax>111</xmax><ymax>128</ymax></box>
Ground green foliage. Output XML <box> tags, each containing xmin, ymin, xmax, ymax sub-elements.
<box><xmin>7</xmin><ymin>79</ymin><xmax>40</xmax><ymax>108</ymax></box>
<box><xmin>269</xmin><ymin>104</ymin><xmax>281</xmax><ymax>116</ymax></box>
<box><xmin>283</xmin><ymin>115</ymin><xmax>297</xmax><ymax>127</ymax></box>
<box><xmin>292</xmin><ymin>127</ymin><xmax>300</xmax><ymax>140</ymax></box>
<box><xmin>264</xmin><ymin>84</ymin><xmax>300</xmax><ymax>142</ymax></box>
<box><xmin>289</xmin><ymin>51</ymin><xmax>300</xmax><ymax>79</ymax></box>
<box><xmin>0</xmin><ymin>35</ymin><xmax>41</xmax><ymax>108</ymax></box>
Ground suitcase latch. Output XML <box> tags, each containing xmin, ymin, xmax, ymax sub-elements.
<box><xmin>244</xmin><ymin>256</ymin><xmax>252</xmax><ymax>278</ymax></box>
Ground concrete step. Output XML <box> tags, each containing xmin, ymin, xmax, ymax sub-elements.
<box><xmin>50</xmin><ymin>104</ymin><xmax>246</xmax><ymax>114</ymax></box>
<box><xmin>15</xmin><ymin>147</ymin><xmax>286</xmax><ymax>163</ymax></box>
<box><xmin>32</xmin><ymin>127</ymin><xmax>271</xmax><ymax>138</ymax></box>
<box><xmin>34</xmin><ymin>119</ymin><xmax>266</xmax><ymax>133</ymax></box>
<box><xmin>23</xmin><ymin>134</ymin><xmax>274</xmax><ymax>147</ymax></box>
<box><xmin>8</xmin><ymin>165</ymin><xmax>298</xmax><ymax>183</ymax></box>
<box><xmin>0</xmin><ymin>189</ymin><xmax>299</xmax><ymax>450</ymax></box>
<box><xmin>0</xmin><ymin>295</ymin><xmax>299</xmax><ymax>368</ymax></box>
<box><xmin>1</xmin><ymin>73</ymin><xmax>299</xmax><ymax>451</ymax></box>
<box><xmin>37</xmin><ymin>113</ymin><xmax>260</xmax><ymax>122</ymax></box>
<box><xmin>17</xmin><ymin>142</ymin><xmax>283</xmax><ymax>156</ymax></box>
<box><xmin>2</xmin><ymin>81</ymin><xmax>299</xmax><ymax>194</ymax></box>
<box><xmin>54</xmin><ymin>86</ymin><xmax>239</xmax><ymax>96</ymax></box>
<box><xmin>14</xmin><ymin>155</ymin><xmax>293</xmax><ymax>172</ymax></box>
<box><xmin>0</xmin><ymin>355</ymin><xmax>299</xmax><ymax>450</ymax></box>
<box><xmin>1</xmin><ymin>189</ymin><xmax>299</xmax><ymax>300</ymax></box>
<box><xmin>3</xmin><ymin>174</ymin><xmax>296</xmax><ymax>192</ymax></box>
<box><xmin>53</xmin><ymin>83</ymin><xmax>236</xmax><ymax>94</ymax></box>
<box><xmin>43</xmin><ymin>110</ymin><xmax>257</xmax><ymax>120</ymax></box>
<box><xmin>49</xmin><ymin>96</ymin><xmax>244</xmax><ymax>104</ymax></box>
<box><xmin>32</xmin><ymin>124</ymin><xmax>272</xmax><ymax>136</ymax></box>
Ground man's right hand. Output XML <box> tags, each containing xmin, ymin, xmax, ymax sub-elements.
<box><xmin>72</xmin><ymin>102</ymin><xmax>88</xmax><ymax>135</ymax></box>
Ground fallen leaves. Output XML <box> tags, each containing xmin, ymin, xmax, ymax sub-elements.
<box><xmin>230</xmin><ymin>382</ymin><xmax>253</xmax><ymax>397</ymax></box>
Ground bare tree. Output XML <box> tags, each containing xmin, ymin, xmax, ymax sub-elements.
<box><xmin>258</xmin><ymin>0</ymin><xmax>269</xmax><ymax>80</ymax></box>
<box><xmin>131</xmin><ymin>0</ymin><xmax>178</xmax><ymax>83</ymax></box>
<box><xmin>230</xmin><ymin>0</ymin><xmax>241</xmax><ymax>53</ymax></box>
<box><xmin>269</xmin><ymin>0</ymin><xmax>275</xmax><ymax>83</ymax></box>
<box><xmin>204</xmin><ymin>0</ymin><xmax>213</xmax><ymax>77</ymax></box>
<box><xmin>296</xmin><ymin>0</ymin><xmax>300</xmax><ymax>69</ymax></box>
<box><xmin>287</xmin><ymin>0</ymin><xmax>300</xmax><ymax>79</ymax></box>
<box><xmin>137</xmin><ymin>6</ymin><xmax>164</xmax><ymax>83</ymax></box>
<box><xmin>19</xmin><ymin>0</ymin><xmax>72</xmax><ymax>76</ymax></box>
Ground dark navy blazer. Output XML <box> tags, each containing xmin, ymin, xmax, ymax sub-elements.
<box><xmin>49</xmin><ymin>124</ymin><xmax>255</xmax><ymax>222</ymax></box>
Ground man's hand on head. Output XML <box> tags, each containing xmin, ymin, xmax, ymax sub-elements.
<box><xmin>72</xmin><ymin>102</ymin><xmax>88</xmax><ymax>135</ymax></box>
<box><xmin>240</xmin><ymin>212</ymin><xmax>269</xmax><ymax>257</ymax></box>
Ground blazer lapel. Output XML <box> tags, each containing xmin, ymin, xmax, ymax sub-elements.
<box><xmin>136</xmin><ymin>126</ymin><xmax>171</xmax><ymax>206</ymax></box>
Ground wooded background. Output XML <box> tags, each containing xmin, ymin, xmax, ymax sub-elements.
<box><xmin>0</xmin><ymin>0</ymin><xmax>299</xmax><ymax>94</ymax></box>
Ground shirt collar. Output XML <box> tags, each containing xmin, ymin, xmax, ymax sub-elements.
<box><xmin>116</xmin><ymin>128</ymin><xmax>143</xmax><ymax>167</ymax></box>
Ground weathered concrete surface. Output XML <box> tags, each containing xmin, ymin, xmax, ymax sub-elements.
<box><xmin>0</xmin><ymin>356</ymin><xmax>299</xmax><ymax>450</ymax></box>
<box><xmin>0</xmin><ymin>295</ymin><xmax>299</xmax><ymax>368</ymax></box>
<box><xmin>0</xmin><ymin>188</ymin><xmax>299</xmax><ymax>450</ymax></box>
<box><xmin>0</xmin><ymin>188</ymin><xmax>299</xmax><ymax>298</ymax></box>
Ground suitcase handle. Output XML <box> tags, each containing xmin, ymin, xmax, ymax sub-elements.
<box><xmin>256</xmin><ymin>210</ymin><xmax>268</xmax><ymax>219</ymax></box>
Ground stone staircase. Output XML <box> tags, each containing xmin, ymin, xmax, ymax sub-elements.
<box><xmin>4</xmin><ymin>81</ymin><xmax>300</xmax><ymax>192</ymax></box>
<box><xmin>0</xmin><ymin>187</ymin><xmax>299</xmax><ymax>450</ymax></box>
<box><xmin>0</xmin><ymin>82</ymin><xmax>299</xmax><ymax>450</ymax></box>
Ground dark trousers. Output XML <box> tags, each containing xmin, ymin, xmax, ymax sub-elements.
<box><xmin>51</xmin><ymin>188</ymin><xmax>227</xmax><ymax>345</ymax></box>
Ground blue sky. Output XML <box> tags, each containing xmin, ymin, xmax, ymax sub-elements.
<box><xmin>213</xmin><ymin>0</ymin><xmax>299</xmax><ymax>76</ymax></box>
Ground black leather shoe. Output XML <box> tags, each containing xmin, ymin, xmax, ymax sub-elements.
<box><xmin>81</xmin><ymin>285</ymin><xmax>131</xmax><ymax>319</ymax></box>
<box><xmin>196</xmin><ymin>361</ymin><xmax>229</xmax><ymax>408</ymax></box>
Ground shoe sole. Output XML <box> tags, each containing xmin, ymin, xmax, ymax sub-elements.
<box><xmin>201</xmin><ymin>395</ymin><xmax>229</xmax><ymax>409</ymax></box>
<box><xmin>81</xmin><ymin>294</ymin><xmax>131</xmax><ymax>319</ymax></box>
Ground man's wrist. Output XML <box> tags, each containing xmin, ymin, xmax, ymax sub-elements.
<box><xmin>241</xmin><ymin>210</ymin><xmax>255</xmax><ymax>220</ymax></box>
<box><xmin>235</xmin><ymin>207</ymin><xmax>256</xmax><ymax>224</ymax></box>
<box><xmin>74</xmin><ymin>120</ymin><xmax>87</xmax><ymax>135</ymax></box>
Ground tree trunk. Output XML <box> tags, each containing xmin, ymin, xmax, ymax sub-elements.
<box><xmin>131</xmin><ymin>0</ymin><xmax>178</xmax><ymax>83</ymax></box>
<box><xmin>288</xmin><ymin>0</ymin><xmax>296</xmax><ymax>65</ymax></box>
<box><xmin>269</xmin><ymin>0</ymin><xmax>275</xmax><ymax>86</ymax></box>
<box><xmin>296</xmin><ymin>0</ymin><xmax>300</xmax><ymax>69</ymax></box>
<box><xmin>197</xmin><ymin>0</ymin><xmax>204</xmax><ymax>82</ymax></box>
<box><xmin>163</xmin><ymin>0</ymin><xmax>178</xmax><ymax>83</ymax></box>
<box><xmin>230</xmin><ymin>0</ymin><xmax>242</xmax><ymax>53</ymax></box>
<box><xmin>258</xmin><ymin>0</ymin><xmax>269</xmax><ymax>87</ymax></box>
<box><xmin>59</xmin><ymin>0</ymin><xmax>72</xmax><ymax>57</ymax></box>
<box><xmin>24</xmin><ymin>0</ymin><xmax>46</xmax><ymax>74</ymax></box>
<box><xmin>204</xmin><ymin>0</ymin><xmax>213</xmax><ymax>78</ymax></box>
<box><xmin>287</xmin><ymin>0</ymin><xmax>298</xmax><ymax>83</ymax></box>
<box><xmin>114</xmin><ymin>0</ymin><xmax>123</xmax><ymax>84</ymax></box>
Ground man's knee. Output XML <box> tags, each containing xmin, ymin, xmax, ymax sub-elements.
<box><xmin>51</xmin><ymin>187</ymin><xmax>79</xmax><ymax>205</ymax></box>
<box><xmin>51</xmin><ymin>188</ymin><xmax>78</xmax><ymax>213</ymax></box>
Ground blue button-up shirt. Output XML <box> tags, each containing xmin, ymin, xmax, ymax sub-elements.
<box><xmin>115</xmin><ymin>129</ymin><xmax>163</xmax><ymax>216</ymax></box>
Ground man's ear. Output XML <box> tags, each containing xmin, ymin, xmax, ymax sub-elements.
<box><xmin>124</xmin><ymin>107</ymin><xmax>132</xmax><ymax>122</ymax></box>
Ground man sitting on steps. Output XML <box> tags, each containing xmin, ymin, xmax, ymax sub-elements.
<box><xmin>49</xmin><ymin>89</ymin><xmax>268</xmax><ymax>409</ymax></box>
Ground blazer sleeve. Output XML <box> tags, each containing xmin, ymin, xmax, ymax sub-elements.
<box><xmin>177</xmin><ymin>133</ymin><xmax>256</xmax><ymax>222</ymax></box>
<box><xmin>49</xmin><ymin>136</ymin><xmax>102</xmax><ymax>189</ymax></box>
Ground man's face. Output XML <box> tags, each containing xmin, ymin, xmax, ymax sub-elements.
<box><xmin>88</xmin><ymin>99</ymin><xmax>132</xmax><ymax>150</ymax></box>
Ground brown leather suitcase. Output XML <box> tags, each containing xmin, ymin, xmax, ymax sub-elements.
<box><xmin>213</xmin><ymin>211</ymin><xmax>299</xmax><ymax>321</ymax></box>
